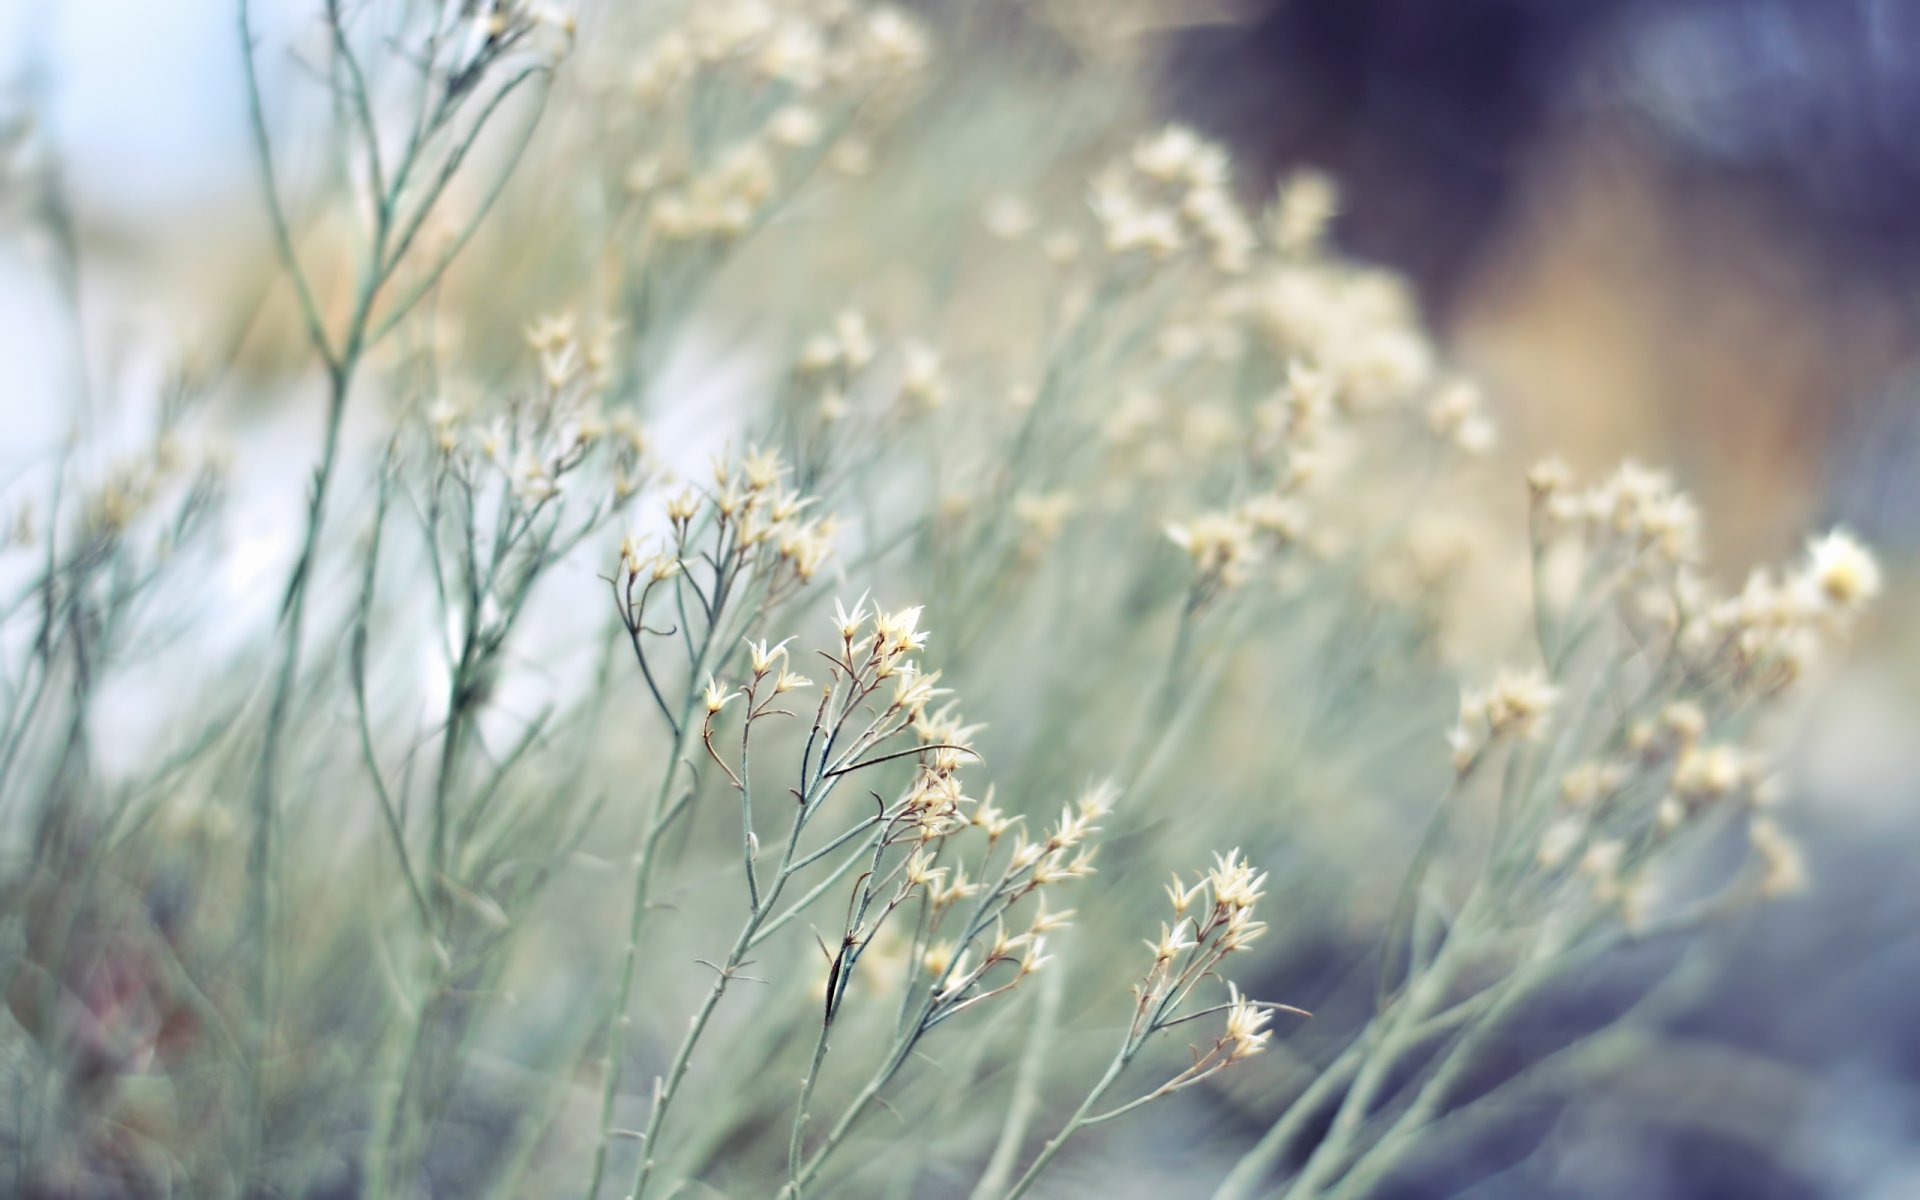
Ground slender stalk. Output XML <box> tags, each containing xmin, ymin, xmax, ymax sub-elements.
<box><xmin>1001</xmin><ymin>1053</ymin><xmax>1129</xmax><ymax>1200</ymax></box>
<box><xmin>968</xmin><ymin>962</ymin><xmax>1066</xmax><ymax>1200</ymax></box>
<box><xmin>582</xmin><ymin>709</ymin><xmax>700</xmax><ymax>1200</ymax></box>
<box><xmin>1209</xmin><ymin>1041</ymin><xmax>1369</xmax><ymax>1200</ymax></box>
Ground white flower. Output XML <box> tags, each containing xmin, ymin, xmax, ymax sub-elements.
<box><xmin>1803</xmin><ymin>529</ymin><xmax>1880</xmax><ymax>613</ymax></box>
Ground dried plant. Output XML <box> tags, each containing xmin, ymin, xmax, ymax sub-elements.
<box><xmin>0</xmin><ymin>2</ymin><xmax>1881</xmax><ymax>1198</ymax></box>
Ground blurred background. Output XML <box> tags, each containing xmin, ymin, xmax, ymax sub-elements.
<box><xmin>3</xmin><ymin>0</ymin><xmax>1918</xmax><ymax>1196</ymax></box>
<box><xmin>1165</xmin><ymin>3</ymin><xmax>1920</xmax><ymax>1196</ymax></box>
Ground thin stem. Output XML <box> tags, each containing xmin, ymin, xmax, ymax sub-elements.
<box><xmin>967</xmin><ymin>954</ymin><xmax>1066</xmax><ymax>1200</ymax></box>
<box><xmin>1001</xmin><ymin>1052</ymin><xmax>1130</xmax><ymax>1200</ymax></box>
<box><xmin>240</xmin><ymin>0</ymin><xmax>334</xmax><ymax>371</ymax></box>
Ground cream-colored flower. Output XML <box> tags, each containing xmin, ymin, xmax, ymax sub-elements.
<box><xmin>1802</xmin><ymin>529</ymin><xmax>1880</xmax><ymax>613</ymax></box>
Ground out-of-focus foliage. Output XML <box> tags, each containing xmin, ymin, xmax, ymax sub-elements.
<box><xmin>0</xmin><ymin>2</ymin><xmax>1898</xmax><ymax>1198</ymax></box>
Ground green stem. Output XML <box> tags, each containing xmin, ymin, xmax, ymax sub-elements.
<box><xmin>1002</xmin><ymin>1051</ymin><xmax>1130</xmax><ymax>1200</ymax></box>
<box><xmin>1210</xmin><ymin>1040</ymin><xmax>1369</xmax><ymax>1200</ymax></box>
<box><xmin>582</xmin><ymin>710</ymin><xmax>699</xmax><ymax>1200</ymax></box>
<box><xmin>967</xmin><ymin>956</ymin><xmax>1066</xmax><ymax>1200</ymax></box>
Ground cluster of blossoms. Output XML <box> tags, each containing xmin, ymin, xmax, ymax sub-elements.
<box><xmin>1669</xmin><ymin>529</ymin><xmax>1880</xmax><ymax>695</ymax></box>
<box><xmin>1264</xmin><ymin>168</ymin><xmax>1339</xmax><ymax>257</ymax></box>
<box><xmin>621</xmin><ymin>0</ymin><xmax>930</xmax><ymax>243</ymax></box>
<box><xmin>70</xmin><ymin>435</ymin><xmax>226</xmax><ymax>544</ymax></box>
<box><xmin>455</xmin><ymin>1</ymin><xmax>578</xmax><ymax>70</ymax></box>
<box><xmin>1256</xmin><ymin>238</ymin><xmax>1437</xmax><ymax>414</ymax></box>
<box><xmin>1445</xmin><ymin>667</ymin><xmax>1561</xmax><ymax>773</ymax></box>
<box><xmin>1140</xmin><ymin>850</ymin><xmax>1273</xmax><ymax>1055</ymax></box>
<box><xmin>1155</xmin><ymin>368</ymin><xmax>1329</xmax><ymax>600</ymax></box>
<box><xmin>1165</xmin><ymin>491</ymin><xmax>1312</xmax><ymax>596</ymax></box>
<box><xmin>995</xmin><ymin>849</ymin><xmax>1301</xmax><ymax>1199</ymax></box>
<box><xmin>908</xmin><ymin>781</ymin><xmax>1113</xmax><ymax>1017</ymax></box>
<box><xmin>1424</xmin><ymin>378</ymin><xmax>1498</xmax><ymax>456</ymax></box>
<box><xmin>617</xmin><ymin>445</ymin><xmax>836</xmax><ymax>642</ymax></box>
<box><xmin>1088</xmin><ymin>125</ymin><xmax>1259</xmax><ymax>272</ymax></box>
<box><xmin>1530</xmin><ymin>461</ymin><xmax>1879</xmax><ymax>697</ymax></box>
<box><xmin>758</xmin><ymin>603</ymin><xmax>1110</xmax><ymax>1032</ymax></box>
<box><xmin>1530</xmin><ymin>458</ymin><xmax>1702</xmax><ymax>565</ymax></box>
<box><xmin>1086</xmin><ymin>161</ymin><xmax>1488</xmax><ymax>603</ymax></box>
<box><xmin>789</xmin><ymin>309</ymin><xmax>952</xmax><ymax>434</ymax></box>
<box><xmin>1534</xmin><ymin>692</ymin><xmax>1803</xmax><ymax>909</ymax></box>
<box><xmin>425</xmin><ymin>312</ymin><xmax>644</xmax><ymax>509</ymax></box>
<box><xmin>1471</xmin><ymin>465</ymin><xmax>1886</xmax><ymax>917</ymax></box>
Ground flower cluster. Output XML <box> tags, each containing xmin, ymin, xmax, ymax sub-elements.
<box><xmin>1491</xmin><ymin>466</ymin><xmax>1885</xmax><ymax>919</ymax></box>
<box><xmin>621</xmin><ymin>1</ymin><xmax>931</xmax><ymax>242</ymax></box>
<box><xmin>1445</xmin><ymin>667</ymin><xmax>1560</xmax><ymax>771</ymax></box>
<box><xmin>775</xmin><ymin>604</ymin><xmax>1112</xmax><ymax>1036</ymax></box>
<box><xmin>615</xmin><ymin>447</ymin><xmax>835</xmax><ymax>698</ymax></box>
<box><xmin>1532</xmin><ymin>463</ymin><xmax>1878</xmax><ymax>701</ymax></box>
<box><xmin>1083</xmin><ymin>126</ymin><xmax>1259</xmax><ymax>272</ymax></box>
<box><xmin>1531</xmin><ymin>458</ymin><xmax>1702</xmax><ymax>565</ymax></box>
<box><xmin>1105</xmin><ymin>851</ymin><xmax>1296</xmax><ymax>1104</ymax></box>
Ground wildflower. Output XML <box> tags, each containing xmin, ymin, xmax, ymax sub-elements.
<box><xmin>1147</xmin><ymin>920</ymin><xmax>1196</xmax><ymax>964</ymax></box>
<box><xmin>890</xmin><ymin>665</ymin><xmax>942</xmax><ymax>714</ymax></box>
<box><xmin>1559</xmin><ymin>761</ymin><xmax>1624</xmax><ymax>808</ymax></box>
<box><xmin>1266</xmin><ymin>169</ymin><xmax>1338</xmax><ymax>254</ymax></box>
<box><xmin>922</xmin><ymin>941</ymin><xmax>956</xmax><ymax>978</ymax></box>
<box><xmin>1671</xmin><ymin>744</ymin><xmax>1747</xmax><ymax>806</ymax></box>
<box><xmin>777</xmin><ymin>520</ymin><xmax>835</xmax><ymax>582</ymax></box>
<box><xmin>831</xmin><ymin>138</ymin><xmax>874</xmax><ymax>177</ymax></box>
<box><xmin>745</xmin><ymin>636</ymin><xmax>793</xmax><ymax>676</ymax></box>
<box><xmin>1218</xmin><ymin>908</ymin><xmax>1268</xmax><ymax>952</ymax></box>
<box><xmin>1076</xmin><ymin>781</ymin><xmax>1120</xmax><ymax>822</ymax></box>
<box><xmin>1207</xmin><ymin>849</ymin><xmax>1267</xmax><ymax>911</ymax></box>
<box><xmin>932</xmin><ymin>865</ymin><xmax>980</xmax><ymax>910</ymax></box>
<box><xmin>1223</xmin><ymin>983</ymin><xmax>1274</xmax><ymax>1059</ymax></box>
<box><xmin>1014</xmin><ymin>492</ymin><xmax>1075</xmax><ymax>552</ymax></box>
<box><xmin>1165</xmin><ymin>873</ymin><xmax>1206</xmax><ymax>917</ymax></box>
<box><xmin>1017</xmin><ymin>936</ymin><xmax>1051</xmax><ymax>977</ymax></box>
<box><xmin>1450</xmin><ymin>667</ymin><xmax>1558</xmax><ymax>768</ymax></box>
<box><xmin>1240</xmin><ymin>494</ymin><xmax>1308</xmax><ymax>545</ymax></box>
<box><xmin>903</xmin><ymin>849</ymin><xmax>944</xmax><ymax>889</ymax></box>
<box><xmin>1028</xmin><ymin>898</ymin><xmax>1074</xmax><ymax>934</ymax></box>
<box><xmin>873</xmin><ymin>605</ymin><xmax>928</xmax><ymax>655</ymax></box>
<box><xmin>741</xmin><ymin>445</ymin><xmax>785</xmax><ymax>490</ymax></box>
<box><xmin>1167</xmin><ymin>512</ymin><xmax>1256</xmax><ymax>584</ymax></box>
<box><xmin>1527</xmin><ymin>456</ymin><xmax>1572</xmax><ymax>499</ymax></box>
<box><xmin>1579</xmin><ymin>838</ymin><xmax>1626</xmax><ymax>902</ymax></box>
<box><xmin>703</xmin><ymin>675</ymin><xmax>737</xmax><ymax>714</ymax></box>
<box><xmin>1040</xmin><ymin>230</ymin><xmax>1081</xmax><ymax>266</ymax></box>
<box><xmin>1660</xmin><ymin>701</ymin><xmax>1707</xmax><ymax>744</ymax></box>
<box><xmin>767</xmin><ymin>104</ymin><xmax>822</xmax><ymax>148</ymax></box>
<box><xmin>1655</xmin><ymin>795</ymin><xmax>1687</xmax><ymax>834</ymax></box>
<box><xmin>1802</xmin><ymin>529</ymin><xmax>1880</xmax><ymax>614</ymax></box>
<box><xmin>1426</xmin><ymin>380</ymin><xmax>1496</xmax><ymax>455</ymax></box>
<box><xmin>1008</xmin><ymin>838</ymin><xmax>1045</xmax><ymax>872</ymax></box>
<box><xmin>836</xmin><ymin>311</ymin><xmax>876</xmax><ymax>370</ymax></box>
<box><xmin>971</xmin><ymin>800</ymin><xmax>1017</xmax><ymax>844</ymax></box>
<box><xmin>797</xmin><ymin>334</ymin><xmax>841</xmax><ymax>374</ymax></box>
<box><xmin>514</xmin><ymin>457</ymin><xmax>561</xmax><ymax>504</ymax></box>
<box><xmin>862</xmin><ymin>7</ymin><xmax>929</xmax><ymax>71</ymax></box>
<box><xmin>1536</xmin><ymin>818</ymin><xmax>1583</xmax><ymax>869</ymax></box>
<box><xmin>1483</xmin><ymin>668</ymin><xmax>1558</xmax><ymax>738</ymax></box>
<box><xmin>665</xmin><ymin>487</ymin><xmax>700</xmax><ymax>525</ymax></box>
<box><xmin>899</xmin><ymin>340</ymin><xmax>947</xmax><ymax>409</ymax></box>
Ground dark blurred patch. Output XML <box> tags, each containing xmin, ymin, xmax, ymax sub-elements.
<box><xmin>1165</xmin><ymin>0</ymin><xmax>1920</xmax><ymax>308</ymax></box>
